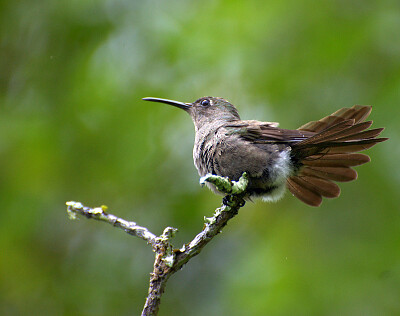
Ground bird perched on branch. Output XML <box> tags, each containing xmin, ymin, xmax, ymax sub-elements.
<box><xmin>143</xmin><ymin>97</ymin><xmax>387</xmax><ymax>206</ymax></box>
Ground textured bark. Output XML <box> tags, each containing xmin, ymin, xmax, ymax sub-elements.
<box><xmin>141</xmin><ymin>252</ymin><xmax>172</xmax><ymax>316</ymax></box>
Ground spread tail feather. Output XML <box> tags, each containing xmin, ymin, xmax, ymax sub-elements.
<box><xmin>287</xmin><ymin>105</ymin><xmax>387</xmax><ymax>207</ymax></box>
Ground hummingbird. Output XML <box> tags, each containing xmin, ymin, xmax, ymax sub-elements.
<box><xmin>143</xmin><ymin>96</ymin><xmax>387</xmax><ymax>207</ymax></box>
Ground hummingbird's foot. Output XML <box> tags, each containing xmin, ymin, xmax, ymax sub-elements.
<box><xmin>200</xmin><ymin>172</ymin><xmax>249</xmax><ymax>195</ymax></box>
<box><xmin>222</xmin><ymin>196</ymin><xmax>239</xmax><ymax>207</ymax></box>
<box><xmin>223</xmin><ymin>195</ymin><xmax>246</xmax><ymax>207</ymax></box>
<box><xmin>222</xmin><ymin>196</ymin><xmax>231</xmax><ymax>206</ymax></box>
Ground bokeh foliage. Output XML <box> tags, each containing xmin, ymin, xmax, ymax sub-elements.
<box><xmin>1</xmin><ymin>0</ymin><xmax>399</xmax><ymax>315</ymax></box>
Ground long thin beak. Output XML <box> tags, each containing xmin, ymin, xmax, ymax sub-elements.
<box><xmin>142</xmin><ymin>97</ymin><xmax>191</xmax><ymax>110</ymax></box>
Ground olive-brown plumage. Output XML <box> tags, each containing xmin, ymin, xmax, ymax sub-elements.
<box><xmin>143</xmin><ymin>96</ymin><xmax>387</xmax><ymax>207</ymax></box>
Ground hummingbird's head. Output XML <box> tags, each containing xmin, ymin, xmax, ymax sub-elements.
<box><xmin>142</xmin><ymin>96</ymin><xmax>241</xmax><ymax>130</ymax></box>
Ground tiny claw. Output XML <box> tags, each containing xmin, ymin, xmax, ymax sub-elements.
<box><xmin>222</xmin><ymin>196</ymin><xmax>232</xmax><ymax>206</ymax></box>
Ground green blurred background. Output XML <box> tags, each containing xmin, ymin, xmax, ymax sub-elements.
<box><xmin>1</xmin><ymin>0</ymin><xmax>399</xmax><ymax>315</ymax></box>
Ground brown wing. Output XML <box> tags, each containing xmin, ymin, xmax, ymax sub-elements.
<box><xmin>225</xmin><ymin>120</ymin><xmax>314</xmax><ymax>144</ymax></box>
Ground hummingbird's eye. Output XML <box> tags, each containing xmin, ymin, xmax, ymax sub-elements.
<box><xmin>201</xmin><ymin>99</ymin><xmax>210</xmax><ymax>107</ymax></box>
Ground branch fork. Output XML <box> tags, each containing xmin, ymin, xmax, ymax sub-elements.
<box><xmin>66</xmin><ymin>172</ymin><xmax>249</xmax><ymax>316</ymax></box>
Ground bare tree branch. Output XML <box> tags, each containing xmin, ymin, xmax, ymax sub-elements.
<box><xmin>66</xmin><ymin>173</ymin><xmax>249</xmax><ymax>316</ymax></box>
<box><xmin>66</xmin><ymin>201</ymin><xmax>161</xmax><ymax>247</ymax></box>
